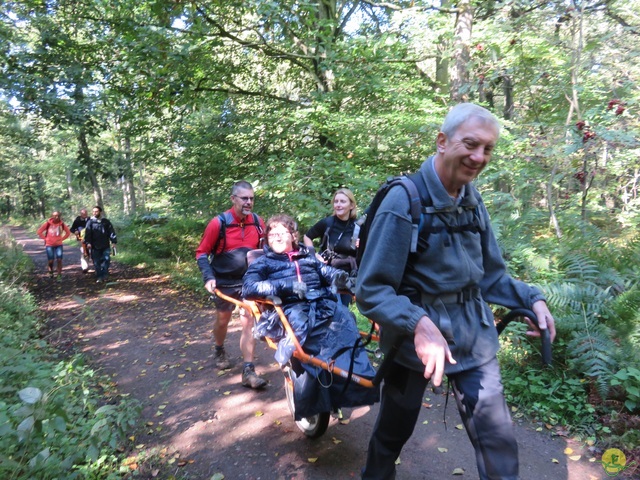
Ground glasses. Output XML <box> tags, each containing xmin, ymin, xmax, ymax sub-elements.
<box><xmin>234</xmin><ymin>195</ymin><xmax>254</xmax><ymax>203</ymax></box>
<box><xmin>268</xmin><ymin>232</ymin><xmax>290</xmax><ymax>240</ymax></box>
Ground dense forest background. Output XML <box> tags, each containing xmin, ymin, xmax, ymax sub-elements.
<box><xmin>2</xmin><ymin>0</ymin><xmax>640</xmax><ymax>454</ymax></box>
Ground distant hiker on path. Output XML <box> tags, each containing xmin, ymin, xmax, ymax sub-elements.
<box><xmin>356</xmin><ymin>103</ymin><xmax>557</xmax><ymax>480</ymax></box>
<box><xmin>36</xmin><ymin>210</ymin><xmax>71</xmax><ymax>280</ymax></box>
<box><xmin>83</xmin><ymin>206</ymin><xmax>117</xmax><ymax>283</ymax></box>
<box><xmin>196</xmin><ymin>180</ymin><xmax>268</xmax><ymax>390</ymax></box>
<box><xmin>70</xmin><ymin>208</ymin><xmax>90</xmax><ymax>273</ymax></box>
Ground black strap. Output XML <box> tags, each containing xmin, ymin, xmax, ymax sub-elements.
<box><xmin>321</xmin><ymin>216</ymin><xmax>334</xmax><ymax>251</ymax></box>
<box><xmin>212</xmin><ymin>212</ymin><xmax>263</xmax><ymax>255</ymax></box>
<box><xmin>333</xmin><ymin>336</ymin><xmax>362</xmax><ymax>398</ymax></box>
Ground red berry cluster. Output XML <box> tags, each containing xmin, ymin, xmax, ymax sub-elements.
<box><xmin>607</xmin><ymin>98</ymin><xmax>625</xmax><ymax>115</ymax></box>
<box><xmin>574</xmin><ymin>171</ymin><xmax>586</xmax><ymax>185</ymax></box>
<box><xmin>576</xmin><ymin>120</ymin><xmax>596</xmax><ymax>143</ymax></box>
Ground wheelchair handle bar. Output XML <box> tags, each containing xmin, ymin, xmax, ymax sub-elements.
<box><xmin>497</xmin><ymin>308</ymin><xmax>552</xmax><ymax>367</ymax></box>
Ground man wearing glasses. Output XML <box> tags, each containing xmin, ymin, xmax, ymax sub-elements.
<box><xmin>196</xmin><ymin>181</ymin><xmax>268</xmax><ymax>389</ymax></box>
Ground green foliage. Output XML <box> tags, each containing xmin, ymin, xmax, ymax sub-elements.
<box><xmin>502</xmin><ymin>368</ymin><xmax>595</xmax><ymax>428</ymax></box>
<box><xmin>610</xmin><ymin>367</ymin><xmax>640</xmax><ymax>413</ymax></box>
<box><xmin>0</xmin><ymin>232</ymin><xmax>140</xmax><ymax>479</ymax></box>
<box><xmin>499</xmin><ymin>322</ymin><xmax>596</xmax><ymax>428</ymax></box>
<box><xmin>1</xmin><ymin>0</ymin><xmax>640</xmax><ymax>456</ymax></box>
<box><xmin>117</xmin><ymin>215</ymin><xmax>206</xmax><ymax>292</ymax></box>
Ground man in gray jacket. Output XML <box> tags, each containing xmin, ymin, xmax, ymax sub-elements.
<box><xmin>356</xmin><ymin>103</ymin><xmax>556</xmax><ymax>480</ymax></box>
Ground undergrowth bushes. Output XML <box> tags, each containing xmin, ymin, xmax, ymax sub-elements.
<box><xmin>116</xmin><ymin>214</ymin><xmax>640</xmax><ymax>451</ymax></box>
<box><xmin>116</xmin><ymin>216</ymin><xmax>205</xmax><ymax>292</ymax></box>
<box><xmin>0</xmin><ymin>227</ymin><xmax>140</xmax><ymax>479</ymax></box>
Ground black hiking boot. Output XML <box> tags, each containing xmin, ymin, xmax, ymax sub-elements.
<box><xmin>214</xmin><ymin>348</ymin><xmax>232</xmax><ymax>370</ymax></box>
<box><xmin>241</xmin><ymin>364</ymin><xmax>267</xmax><ymax>389</ymax></box>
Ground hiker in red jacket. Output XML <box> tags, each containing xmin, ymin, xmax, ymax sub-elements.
<box><xmin>37</xmin><ymin>211</ymin><xmax>72</xmax><ymax>280</ymax></box>
<box><xmin>196</xmin><ymin>180</ymin><xmax>267</xmax><ymax>389</ymax></box>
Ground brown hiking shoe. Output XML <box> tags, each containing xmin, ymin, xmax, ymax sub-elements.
<box><xmin>242</xmin><ymin>365</ymin><xmax>267</xmax><ymax>389</ymax></box>
<box><xmin>214</xmin><ymin>348</ymin><xmax>232</xmax><ymax>370</ymax></box>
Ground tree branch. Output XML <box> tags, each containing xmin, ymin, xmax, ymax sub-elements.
<box><xmin>192</xmin><ymin>79</ymin><xmax>302</xmax><ymax>106</ymax></box>
<box><xmin>604</xmin><ymin>5</ymin><xmax>639</xmax><ymax>35</ymax></box>
<box><xmin>358</xmin><ymin>0</ymin><xmax>457</xmax><ymax>14</ymax></box>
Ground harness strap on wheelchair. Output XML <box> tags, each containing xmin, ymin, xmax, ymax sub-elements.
<box><xmin>361</xmin><ymin>321</ymin><xmax>377</xmax><ymax>347</ymax></box>
<box><xmin>330</xmin><ymin>336</ymin><xmax>363</xmax><ymax>398</ymax></box>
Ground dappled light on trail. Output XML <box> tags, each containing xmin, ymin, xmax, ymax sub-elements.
<box><xmin>10</xmin><ymin>226</ymin><xmax>610</xmax><ymax>480</ymax></box>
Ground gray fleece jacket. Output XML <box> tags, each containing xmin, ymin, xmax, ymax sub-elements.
<box><xmin>355</xmin><ymin>157</ymin><xmax>545</xmax><ymax>374</ymax></box>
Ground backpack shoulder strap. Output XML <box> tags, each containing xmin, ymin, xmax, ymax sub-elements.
<box><xmin>321</xmin><ymin>216</ymin><xmax>335</xmax><ymax>250</ymax></box>
<box><xmin>356</xmin><ymin>174</ymin><xmax>427</xmax><ymax>267</ymax></box>
<box><xmin>212</xmin><ymin>213</ymin><xmax>229</xmax><ymax>254</ymax></box>
<box><xmin>252</xmin><ymin>213</ymin><xmax>264</xmax><ymax>248</ymax></box>
<box><xmin>402</xmin><ymin>173</ymin><xmax>429</xmax><ymax>253</ymax></box>
<box><xmin>252</xmin><ymin>213</ymin><xmax>264</xmax><ymax>235</ymax></box>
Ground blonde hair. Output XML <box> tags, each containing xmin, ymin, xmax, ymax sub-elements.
<box><xmin>333</xmin><ymin>188</ymin><xmax>358</xmax><ymax>220</ymax></box>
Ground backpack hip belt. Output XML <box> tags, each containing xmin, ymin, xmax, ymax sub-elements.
<box><xmin>420</xmin><ymin>287</ymin><xmax>481</xmax><ymax>305</ymax></box>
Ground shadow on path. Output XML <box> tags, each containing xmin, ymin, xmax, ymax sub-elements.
<box><xmin>10</xmin><ymin>226</ymin><xmax>610</xmax><ymax>480</ymax></box>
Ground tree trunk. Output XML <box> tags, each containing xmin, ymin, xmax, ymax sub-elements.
<box><xmin>451</xmin><ymin>0</ymin><xmax>473</xmax><ymax>103</ymax></box>
<box><xmin>502</xmin><ymin>73</ymin><xmax>514</xmax><ymax>119</ymax></box>
<box><xmin>314</xmin><ymin>0</ymin><xmax>338</xmax><ymax>148</ymax></box>
<box><xmin>66</xmin><ymin>170</ymin><xmax>73</xmax><ymax>200</ymax></box>
<box><xmin>435</xmin><ymin>44</ymin><xmax>450</xmax><ymax>97</ymax></box>
<box><xmin>121</xmin><ymin>135</ymin><xmax>137</xmax><ymax>215</ymax></box>
<box><xmin>547</xmin><ymin>160</ymin><xmax>562</xmax><ymax>238</ymax></box>
<box><xmin>77</xmin><ymin>127</ymin><xmax>104</xmax><ymax>212</ymax></box>
<box><xmin>138</xmin><ymin>163</ymin><xmax>146</xmax><ymax>212</ymax></box>
<box><xmin>435</xmin><ymin>0</ymin><xmax>451</xmax><ymax>97</ymax></box>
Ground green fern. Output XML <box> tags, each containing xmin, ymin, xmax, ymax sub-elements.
<box><xmin>606</xmin><ymin>282</ymin><xmax>640</xmax><ymax>340</ymax></box>
<box><xmin>566</xmin><ymin>313</ymin><xmax>618</xmax><ymax>399</ymax></box>
<box><xmin>557</xmin><ymin>252</ymin><xmax>602</xmax><ymax>285</ymax></box>
<box><xmin>544</xmin><ymin>282</ymin><xmax>611</xmax><ymax>319</ymax></box>
<box><xmin>543</xmin><ymin>279</ymin><xmax>620</xmax><ymax>400</ymax></box>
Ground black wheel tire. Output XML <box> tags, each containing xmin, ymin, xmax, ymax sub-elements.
<box><xmin>283</xmin><ymin>365</ymin><xmax>330</xmax><ymax>439</ymax></box>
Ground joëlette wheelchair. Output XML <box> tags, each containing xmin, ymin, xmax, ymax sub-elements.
<box><xmin>214</xmin><ymin>257</ymin><xmax>552</xmax><ymax>439</ymax></box>
<box><xmin>214</xmin><ymin>285</ymin><xmax>385</xmax><ymax>439</ymax></box>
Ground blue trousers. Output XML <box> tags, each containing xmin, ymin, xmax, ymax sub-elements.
<box><xmin>361</xmin><ymin>357</ymin><xmax>518</xmax><ymax>480</ymax></box>
<box><xmin>91</xmin><ymin>247</ymin><xmax>111</xmax><ymax>280</ymax></box>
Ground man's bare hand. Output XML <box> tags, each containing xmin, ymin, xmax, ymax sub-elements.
<box><xmin>414</xmin><ymin>316</ymin><xmax>457</xmax><ymax>387</ymax></box>
<box><xmin>526</xmin><ymin>300</ymin><xmax>556</xmax><ymax>342</ymax></box>
<box><xmin>205</xmin><ymin>279</ymin><xmax>217</xmax><ymax>294</ymax></box>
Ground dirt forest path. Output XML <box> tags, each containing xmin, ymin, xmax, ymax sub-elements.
<box><xmin>11</xmin><ymin>226</ymin><xmax>610</xmax><ymax>480</ymax></box>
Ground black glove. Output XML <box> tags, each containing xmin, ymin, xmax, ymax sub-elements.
<box><xmin>292</xmin><ymin>281</ymin><xmax>307</xmax><ymax>299</ymax></box>
<box><xmin>333</xmin><ymin>271</ymin><xmax>349</xmax><ymax>290</ymax></box>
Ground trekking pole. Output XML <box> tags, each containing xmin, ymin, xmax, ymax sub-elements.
<box><xmin>497</xmin><ymin>308</ymin><xmax>552</xmax><ymax>366</ymax></box>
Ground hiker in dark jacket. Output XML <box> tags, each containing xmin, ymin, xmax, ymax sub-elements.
<box><xmin>83</xmin><ymin>206</ymin><xmax>117</xmax><ymax>283</ymax></box>
<box><xmin>303</xmin><ymin>188</ymin><xmax>360</xmax><ymax>305</ymax></box>
<box><xmin>243</xmin><ymin>214</ymin><xmax>378</xmax><ymax>418</ymax></box>
<box><xmin>356</xmin><ymin>103</ymin><xmax>556</xmax><ymax>480</ymax></box>
<box><xmin>70</xmin><ymin>208</ymin><xmax>90</xmax><ymax>273</ymax></box>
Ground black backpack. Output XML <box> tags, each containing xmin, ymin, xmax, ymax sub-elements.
<box><xmin>212</xmin><ymin>211</ymin><xmax>264</xmax><ymax>254</ymax></box>
<box><xmin>355</xmin><ymin>172</ymin><xmax>484</xmax><ymax>268</ymax></box>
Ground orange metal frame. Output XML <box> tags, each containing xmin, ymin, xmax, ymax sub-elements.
<box><xmin>214</xmin><ymin>289</ymin><xmax>378</xmax><ymax>389</ymax></box>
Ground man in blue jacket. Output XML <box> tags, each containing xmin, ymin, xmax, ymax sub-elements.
<box><xmin>356</xmin><ymin>103</ymin><xmax>556</xmax><ymax>480</ymax></box>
